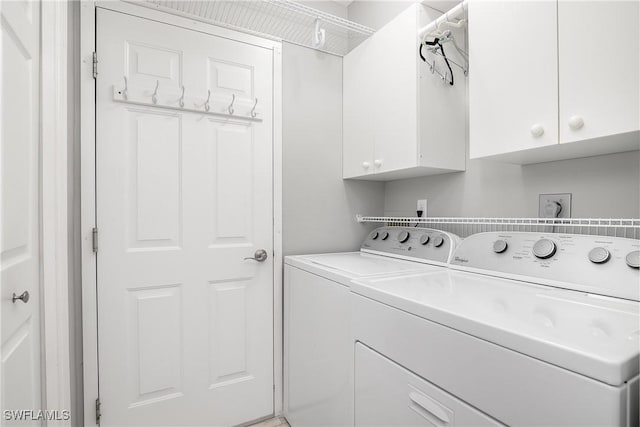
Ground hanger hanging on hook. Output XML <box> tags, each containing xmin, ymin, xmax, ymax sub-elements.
<box><xmin>419</xmin><ymin>38</ymin><xmax>454</xmax><ymax>86</ymax></box>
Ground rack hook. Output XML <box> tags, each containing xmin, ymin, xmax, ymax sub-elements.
<box><xmin>250</xmin><ymin>98</ymin><xmax>258</xmax><ymax>118</ymax></box>
<box><xmin>205</xmin><ymin>90</ymin><xmax>211</xmax><ymax>112</ymax></box>
<box><xmin>179</xmin><ymin>85</ymin><xmax>185</xmax><ymax>108</ymax></box>
<box><xmin>152</xmin><ymin>80</ymin><xmax>159</xmax><ymax>104</ymax></box>
<box><xmin>312</xmin><ymin>18</ymin><xmax>326</xmax><ymax>49</ymax></box>
<box><xmin>122</xmin><ymin>76</ymin><xmax>128</xmax><ymax>100</ymax></box>
<box><xmin>228</xmin><ymin>94</ymin><xmax>235</xmax><ymax>115</ymax></box>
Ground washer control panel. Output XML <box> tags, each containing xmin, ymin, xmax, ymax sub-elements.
<box><xmin>361</xmin><ymin>227</ymin><xmax>460</xmax><ymax>265</ymax></box>
<box><xmin>450</xmin><ymin>232</ymin><xmax>640</xmax><ymax>301</ymax></box>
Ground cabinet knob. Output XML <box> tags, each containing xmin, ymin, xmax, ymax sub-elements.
<box><xmin>530</xmin><ymin>124</ymin><xmax>544</xmax><ymax>138</ymax></box>
<box><xmin>374</xmin><ymin>159</ymin><xmax>383</xmax><ymax>167</ymax></box>
<box><xmin>362</xmin><ymin>161</ymin><xmax>370</xmax><ymax>169</ymax></box>
<box><xmin>568</xmin><ymin>115</ymin><xmax>584</xmax><ymax>130</ymax></box>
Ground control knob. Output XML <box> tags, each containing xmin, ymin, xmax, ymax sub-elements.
<box><xmin>419</xmin><ymin>235</ymin><xmax>430</xmax><ymax>245</ymax></box>
<box><xmin>381</xmin><ymin>232</ymin><xmax>389</xmax><ymax>241</ymax></box>
<box><xmin>398</xmin><ymin>231</ymin><xmax>410</xmax><ymax>243</ymax></box>
<box><xmin>533</xmin><ymin>239</ymin><xmax>557</xmax><ymax>259</ymax></box>
<box><xmin>370</xmin><ymin>231</ymin><xmax>379</xmax><ymax>240</ymax></box>
<box><xmin>626</xmin><ymin>250</ymin><xmax>640</xmax><ymax>269</ymax></box>
<box><xmin>588</xmin><ymin>247</ymin><xmax>610</xmax><ymax>264</ymax></box>
<box><xmin>493</xmin><ymin>240</ymin><xmax>508</xmax><ymax>253</ymax></box>
<box><xmin>433</xmin><ymin>236</ymin><xmax>444</xmax><ymax>248</ymax></box>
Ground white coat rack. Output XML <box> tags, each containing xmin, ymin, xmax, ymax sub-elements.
<box><xmin>112</xmin><ymin>78</ymin><xmax>262</xmax><ymax>122</ymax></box>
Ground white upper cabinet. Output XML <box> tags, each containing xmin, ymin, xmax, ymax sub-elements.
<box><xmin>558</xmin><ymin>1</ymin><xmax>639</xmax><ymax>144</ymax></box>
<box><xmin>468</xmin><ymin>1</ymin><xmax>559</xmax><ymax>159</ymax></box>
<box><xmin>469</xmin><ymin>0</ymin><xmax>640</xmax><ymax>164</ymax></box>
<box><xmin>343</xmin><ymin>4</ymin><xmax>466</xmax><ymax>180</ymax></box>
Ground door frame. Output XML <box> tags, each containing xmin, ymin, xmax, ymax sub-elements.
<box><xmin>41</xmin><ymin>0</ymin><xmax>72</xmax><ymax>419</ymax></box>
<box><xmin>79</xmin><ymin>2</ymin><xmax>283</xmax><ymax>426</ymax></box>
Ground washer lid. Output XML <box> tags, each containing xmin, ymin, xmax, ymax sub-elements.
<box><xmin>285</xmin><ymin>252</ymin><xmax>444</xmax><ymax>286</ymax></box>
<box><xmin>351</xmin><ymin>270</ymin><xmax>640</xmax><ymax>386</ymax></box>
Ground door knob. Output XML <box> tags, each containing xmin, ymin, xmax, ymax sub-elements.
<box><xmin>568</xmin><ymin>115</ymin><xmax>584</xmax><ymax>130</ymax></box>
<box><xmin>12</xmin><ymin>291</ymin><xmax>30</xmax><ymax>304</ymax></box>
<box><xmin>530</xmin><ymin>124</ymin><xmax>544</xmax><ymax>138</ymax></box>
<box><xmin>244</xmin><ymin>249</ymin><xmax>268</xmax><ymax>262</ymax></box>
<box><xmin>374</xmin><ymin>159</ymin><xmax>383</xmax><ymax>167</ymax></box>
<box><xmin>362</xmin><ymin>161</ymin><xmax>370</xmax><ymax>169</ymax></box>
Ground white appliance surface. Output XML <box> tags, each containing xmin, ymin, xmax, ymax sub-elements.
<box><xmin>351</xmin><ymin>269</ymin><xmax>639</xmax><ymax>386</ymax></box>
<box><xmin>351</xmin><ymin>231</ymin><xmax>639</xmax><ymax>426</ymax></box>
<box><xmin>284</xmin><ymin>227</ymin><xmax>460</xmax><ymax>427</ymax></box>
<box><xmin>285</xmin><ymin>251</ymin><xmax>444</xmax><ymax>286</ymax></box>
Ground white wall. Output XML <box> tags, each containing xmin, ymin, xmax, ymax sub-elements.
<box><xmin>348</xmin><ymin>0</ymin><xmax>416</xmax><ymax>30</ymax></box>
<box><xmin>349</xmin><ymin>1</ymin><xmax>640</xmax><ymax>220</ymax></box>
<box><xmin>282</xmin><ymin>43</ymin><xmax>385</xmax><ymax>255</ymax></box>
<box><xmin>385</xmin><ymin>151</ymin><xmax>640</xmax><ymax>218</ymax></box>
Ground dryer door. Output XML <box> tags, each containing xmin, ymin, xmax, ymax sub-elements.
<box><xmin>355</xmin><ymin>343</ymin><xmax>504</xmax><ymax>427</ymax></box>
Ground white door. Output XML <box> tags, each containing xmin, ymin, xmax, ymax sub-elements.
<box><xmin>558</xmin><ymin>0</ymin><xmax>639</xmax><ymax>144</ymax></box>
<box><xmin>1</xmin><ymin>0</ymin><xmax>42</xmax><ymax>424</ymax></box>
<box><xmin>469</xmin><ymin>1</ymin><xmax>558</xmax><ymax>158</ymax></box>
<box><xmin>96</xmin><ymin>9</ymin><xmax>274</xmax><ymax>426</ymax></box>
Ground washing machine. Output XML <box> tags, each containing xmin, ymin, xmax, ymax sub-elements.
<box><xmin>351</xmin><ymin>231</ymin><xmax>639</xmax><ymax>426</ymax></box>
<box><xmin>284</xmin><ymin>226</ymin><xmax>460</xmax><ymax>427</ymax></box>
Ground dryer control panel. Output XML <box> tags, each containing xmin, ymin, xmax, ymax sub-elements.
<box><xmin>450</xmin><ymin>232</ymin><xmax>640</xmax><ymax>301</ymax></box>
<box><xmin>361</xmin><ymin>227</ymin><xmax>460</xmax><ymax>265</ymax></box>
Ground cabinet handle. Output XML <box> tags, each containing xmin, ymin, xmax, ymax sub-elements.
<box><xmin>568</xmin><ymin>115</ymin><xmax>584</xmax><ymax>130</ymax></box>
<box><xmin>374</xmin><ymin>159</ymin><xmax>383</xmax><ymax>167</ymax></box>
<box><xmin>530</xmin><ymin>124</ymin><xmax>544</xmax><ymax>138</ymax></box>
<box><xmin>362</xmin><ymin>161</ymin><xmax>370</xmax><ymax>169</ymax></box>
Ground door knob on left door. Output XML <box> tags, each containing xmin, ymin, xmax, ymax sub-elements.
<box><xmin>12</xmin><ymin>291</ymin><xmax>30</xmax><ymax>304</ymax></box>
<box><xmin>244</xmin><ymin>249</ymin><xmax>268</xmax><ymax>262</ymax></box>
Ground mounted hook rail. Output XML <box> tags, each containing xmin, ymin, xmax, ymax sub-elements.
<box><xmin>111</xmin><ymin>83</ymin><xmax>263</xmax><ymax>122</ymax></box>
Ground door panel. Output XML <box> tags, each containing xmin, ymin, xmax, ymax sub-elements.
<box><xmin>558</xmin><ymin>0</ymin><xmax>639</xmax><ymax>143</ymax></box>
<box><xmin>1</xmin><ymin>1</ymin><xmax>42</xmax><ymax>424</ymax></box>
<box><xmin>469</xmin><ymin>1</ymin><xmax>558</xmax><ymax>158</ymax></box>
<box><xmin>96</xmin><ymin>9</ymin><xmax>274</xmax><ymax>426</ymax></box>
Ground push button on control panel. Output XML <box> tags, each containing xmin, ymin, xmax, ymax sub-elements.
<box><xmin>588</xmin><ymin>247</ymin><xmax>610</xmax><ymax>264</ymax></box>
<box><xmin>533</xmin><ymin>239</ymin><xmax>557</xmax><ymax>259</ymax></box>
<box><xmin>493</xmin><ymin>240</ymin><xmax>508</xmax><ymax>254</ymax></box>
<box><xmin>398</xmin><ymin>231</ymin><xmax>410</xmax><ymax>243</ymax></box>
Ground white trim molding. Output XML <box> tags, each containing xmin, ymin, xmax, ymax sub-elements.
<box><xmin>41</xmin><ymin>0</ymin><xmax>72</xmax><ymax>422</ymax></box>
<box><xmin>80</xmin><ymin>2</ymin><xmax>284</xmax><ymax>425</ymax></box>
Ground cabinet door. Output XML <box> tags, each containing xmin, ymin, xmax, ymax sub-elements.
<box><xmin>344</xmin><ymin>37</ymin><xmax>375</xmax><ymax>178</ymax></box>
<box><xmin>371</xmin><ymin>4</ymin><xmax>419</xmax><ymax>174</ymax></box>
<box><xmin>558</xmin><ymin>1</ymin><xmax>639</xmax><ymax>144</ymax></box>
<box><xmin>469</xmin><ymin>1</ymin><xmax>558</xmax><ymax>158</ymax></box>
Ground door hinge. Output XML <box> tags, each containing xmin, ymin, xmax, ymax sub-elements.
<box><xmin>92</xmin><ymin>227</ymin><xmax>98</xmax><ymax>253</ymax></box>
<box><xmin>95</xmin><ymin>398</ymin><xmax>101</xmax><ymax>424</ymax></box>
<box><xmin>92</xmin><ymin>51</ymin><xmax>98</xmax><ymax>79</ymax></box>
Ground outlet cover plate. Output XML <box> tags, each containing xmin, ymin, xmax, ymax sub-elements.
<box><xmin>539</xmin><ymin>193</ymin><xmax>572</xmax><ymax>218</ymax></box>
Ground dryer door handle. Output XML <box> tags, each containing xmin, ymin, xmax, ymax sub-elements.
<box><xmin>409</xmin><ymin>390</ymin><xmax>451</xmax><ymax>424</ymax></box>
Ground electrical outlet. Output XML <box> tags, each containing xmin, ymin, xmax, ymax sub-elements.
<box><xmin>538</xmin><ymin>193</ymin><xmax>572</xmax><ymax>218</ymax></box>
<box><xmin>417</xmin><ymin>199</ymin><xmax>428</xmax><ymax>217</ymax></box>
